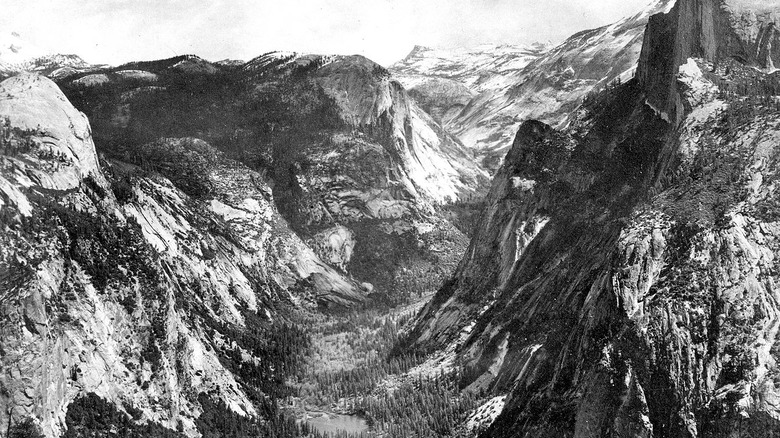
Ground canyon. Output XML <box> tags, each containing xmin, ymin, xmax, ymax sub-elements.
<box><xmin>4</xmin><ymin>0</ymin><xmax>780</xmax><ymax>437</ymax></box>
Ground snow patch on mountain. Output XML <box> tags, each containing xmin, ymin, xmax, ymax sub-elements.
<box><xmin>678</xmin><ymin>58</ymin><xmax>719</xmax><ymax>106</ymax></box>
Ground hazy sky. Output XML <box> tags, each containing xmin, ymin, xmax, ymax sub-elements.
<box><xmin>4</xmin><ymin>0</ymin><xmax>655</xmax><ymax>66</ymax></box>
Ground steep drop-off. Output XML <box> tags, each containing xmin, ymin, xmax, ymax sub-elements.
<box><xmin>391</xmin><ymin>0</ymin><xmax>676</xmax><ymax>171</ymax></box>
<box><xmin>639</xmin><ymin>0</ymin><xmax>780</xmax><ymax>123</ymax></box>
<box><xmin>409</xmin><ymin>1</ymin><xmax>780</xmax><ymax>436</ymax></box>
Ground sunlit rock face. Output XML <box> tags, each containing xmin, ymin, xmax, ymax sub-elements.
<box><xmin>58</xmin><ymin>51</ymin><xmax>488</xmax><ymax>304</ymax></box>
<box><xmin>292</xmin><ymin>53</ymin><xmax>489</xmax><ymax>301</ymax></box>
<box><xmin>409</xmin><ymin>1</ymin><xmax>780</xmax><ymax>436</ymax></box>
<box><xmin>0</xmin><ymin>74</ymin><xmax>363</xmax><ymax>437</ymax></box>
<box><xmin>308</xmin><ymin>54</ymin><xmax>489</xmax><ymax>206</ymax></box>
<box><xmin>0</xmin><ymin>74</ymin><xmax>105</xmax><ymax>191</ymax></box>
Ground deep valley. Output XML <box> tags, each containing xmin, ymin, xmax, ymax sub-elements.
<box><xmin>4</xmin><ymin>0</ymin><xmax>780</xmax><ymax>437</ymax></box>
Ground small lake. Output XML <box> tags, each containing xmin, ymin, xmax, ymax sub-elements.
<box><xmin>304</xmin><ymin>412</ymin><xmax>370</xmax><ymax>436</ymax></box>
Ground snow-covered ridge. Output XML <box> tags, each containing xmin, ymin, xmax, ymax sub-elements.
<box><xmin>392</xmin><ymin>43</ymin><xmax>552</xmax><ymax>91</ymax></box>
<box><xmin>0</xmin><ymin>32</ymin><xmax>101</xmax><ymax>78</ymax></box>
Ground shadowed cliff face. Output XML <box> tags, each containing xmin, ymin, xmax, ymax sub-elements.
<box><xmin>638</xmin><ymin>0</ymin><xmax>780</xmax><ymax>123</ymax></box>
<box><xmin>409</xmin><ymin>1</ymin><xmax>780</xmax><ymax>436</ymax></box>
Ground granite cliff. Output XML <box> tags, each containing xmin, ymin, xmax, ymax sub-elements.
<box><xmin>408</xmin><ymin>0</ymin><xmax>780</xmax><ymax>436</ymax></box>
<box><xmin>55</xmin><ymin>52</ymin><xmax>487</xmax><ymax>305</ymax></box>
<box><xmin>0</xmin><ymin>74</ymin><xmax>360</xmax><ymax>437</ymax></box>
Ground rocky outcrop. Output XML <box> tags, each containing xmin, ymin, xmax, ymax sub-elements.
<box><xmin>638</xmin><ymin>0</ymin><xmax>780</xmax><ymax>123</ymax></box>
<box><xmin>309</xmin><ymin>54</ymin><xmax>488</xmax><ymax>205</ymax></box>
<box><xmin>54</xmin><ymin>51</ymin><xmax>487</xmax><ymax>304</ymax></box>
<box><xmin>0</xmin><ymin>74</ymin><xmax>104</xmax><ymax>191</ymax></box>
<box><xmin>303</xmin><ymin>55</ymin><xmax>489</xmax><ymax>300</ymax></box>
<box><xmin>409</xmin><ymin>119</ymin><xmax>576</xmax><ymax>349</ymax></box>
<box><xmin>0</xmin><ymin>75</ymin><xmax>362</xmax><ymax>437</ymax></box>
<box><xmin>409</xmin><ymin>2</ymin><xmax>780</xmax><ymax>436</ymax></box>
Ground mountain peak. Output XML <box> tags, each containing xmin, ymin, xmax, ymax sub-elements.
<box><xmin>0</xmin><ymin>32</ymin><xmax>100</xmax><ymax>78</ymax></box>
<box><xmin>0</xmin><ymin>32</ymin><xmax>45</xmax><ymax>68</ymax></box>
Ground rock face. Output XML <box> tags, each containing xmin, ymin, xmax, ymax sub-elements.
<box><xmin>252</xmin><ymin>53</ymin><xmax>489</xmax><ymax>302</ymax></box>
<box><xmin>638</xmin><ymin>0</ymin><xmax>780</xmax><ymax>123</ymax></box>
<box><xmin>58</xmin><ymin>52</ymin><xmax>487</xmax><ymax>304</ymax></box>
<box><xmin>310</xmin><ymin>54</ymin><xmax>488</xmax><ymax>205</ymax></box>
<box><xmin>0</xmin><ymin>74</ymin><xmax>103</xmax><ymax>190</ymax></box>
<box><xmin>409</xmin><ymin>1</ymin><xmax>780</xmax><ymax>436</ymax></box>
<box><xmin>391</xmin><ymin>1</ymin><xmax>676</xmax><ymax>172</ymax></box>
<box><xmin>0</xmin><ymin>75</ymin><xmax>362</xmax><ymax>436</ymax></box>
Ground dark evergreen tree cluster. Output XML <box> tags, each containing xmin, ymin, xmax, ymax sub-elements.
<box><xmin>0</xmin><ymin>117</ymin><xmax>40</xmax><ymax>156</ymax></box>
<box><xmin>288</xmin><ymin>311</ymin><xmax>486</xmax><ymax>437</ymax></box>
<box><xmin>357</xmin><ymin>372</ymin><xmax>478</xmax><ymax>437</ymax></box>
<box><xmin>303</xmin><ymin>352</ymin><xmax>424</xmax><ymax>406</ymax></box>
<box><xmin>1</xmin><ymin>417</ymin><xmax>45</xmax><ymax>438</ymax></box>
<box><xmin>62</xmin><ymin>393</ymin><xmax>185</xmax><ymax>438</ymax></box>
<box><xmin>60</xmin><ymin>392</ymin><xmax>312</xmax><ymax>438</ymax></box>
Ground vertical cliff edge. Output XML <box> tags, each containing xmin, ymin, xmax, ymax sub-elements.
<box><xmin>407</xmin><ymin>0</ymin><xmax>780</xmax><ymax>436</ymax></box>
<box><xmin>0</xmin><ymin>74</ymin><xmax>363</xmax><ymax>437</ymax></box>
<box><xmin>638</xmin><ymin>0</ymin><xmax>780</xmax><ymax>123</ymax></box>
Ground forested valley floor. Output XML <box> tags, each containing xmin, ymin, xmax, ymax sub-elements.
<box><xmin>282</xmin><ymin>294</ymin><xmax>485</xmax><ymax>438</ymax></box>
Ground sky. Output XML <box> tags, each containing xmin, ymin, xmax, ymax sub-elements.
<box><xmin>3</xmin><ymin>0</ymin><xmax>655</xmax><ymax>67</ymax></box>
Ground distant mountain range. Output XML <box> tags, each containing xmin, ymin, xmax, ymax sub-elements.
<box><xmin>391</xmin><ymin>43</ymin><xmax>554</xmax><ymax>93</ymax></box>
<box><xmin>0</xmin><ymin>32</ymin><xmax>106</xmax><ymax>78</ymax></box>
<box><xmin>9</xmin><ymin>0</ymin><xmax>780</xmax><ymax>435</ymax></box>
<box><xmin>3</xmin><ymin>16</ymin><xmax>672</xmax><ymax>175</ymax></box>
<box><xmin>391</xmin><ymin>0</ymin><xmax>676</xmax><ymax>171</ymax></box>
